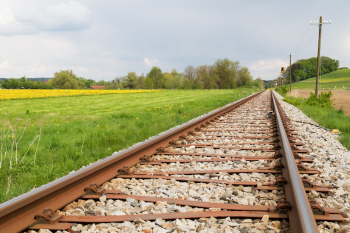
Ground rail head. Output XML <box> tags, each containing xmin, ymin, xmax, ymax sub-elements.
<box><xmin>272</xmin><ymin>91</ymin><xmax>318</xmax><ymax>233</ymax></box>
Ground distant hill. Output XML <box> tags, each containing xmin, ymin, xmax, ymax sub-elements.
<box><xmin>0</xmin><ymin>78</ymin><xmax>52</xmax><ymax>82</ymax></box>
<box><xmin>291</xmin><ymin>69</ymin><xmax>350</xmax><ymax>90</ymax></box>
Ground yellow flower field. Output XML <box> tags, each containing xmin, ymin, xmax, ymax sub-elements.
<box><xmin>0</xmin><ymin>89</ymin><xmax>161</xmax><ymax>100</ymax></box>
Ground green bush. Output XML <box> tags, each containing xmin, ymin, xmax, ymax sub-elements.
<box><xmin>275</xmin><ymin>85</ymin><xmax>289</xmax><ymax>95</ymax></box>
<box><xmin>305</xmin><ymin>91</ymin><xmax>333</xmax><ymax>108</ymax></box>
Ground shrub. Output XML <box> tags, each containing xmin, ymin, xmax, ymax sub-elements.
<box><xmin>275</xmin><ymin>85</ymin><xmax>289</xmax><ymax>95</ymax></box>
<box><xmin>306</xmin><ymin>91</ymin><xmax>333</xmax><ymax>108</ymax></box>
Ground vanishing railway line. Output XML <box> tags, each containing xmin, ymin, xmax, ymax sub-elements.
<box><xmin>0</xmin><ymin>90</ymin><xmax>347</xmax><ymax>233</ymax></box>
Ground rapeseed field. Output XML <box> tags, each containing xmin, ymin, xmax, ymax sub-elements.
<box><xmin>0</xmin><ymin>89</ymin><xmax>161</xmax><ymax>100</ymax></box>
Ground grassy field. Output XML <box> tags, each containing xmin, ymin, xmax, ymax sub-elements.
<box><xmin>283</xmin><ymin>96</ymin><xmax>350</xmax><ymax>150</ymax></box>
<box><xmin>0</xmin><ymin>89</ymin><xmax>256</xmax><ymax>203</ymax></box>
<box><xmin>291</xmin><ymin>69</ymin><xmax>350</xmax><ymax>90</ymax></box>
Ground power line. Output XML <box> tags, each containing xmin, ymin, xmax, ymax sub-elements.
<box><xmin>292</xmin><ymin>0</ymin><xmax>337</xmax><ymax>57</ymax></box>
<box><xmin>320</xmin><ymin>0</ymin><xmax>335</xmax><ymax>16</ymax></box>
<box><xmin>296</xmin><ymin>30</ymin><xmax>318</xmax><ymax>55</ymax></box>
<box><xmin>293</xmin><ymin>25</ymin><xmax>311</xmax><ymax>53</ymax></box>
<box><xmin>330</xmin><ymin>0</ymin><xmax>348</xmax><ymax>19</ymax></box>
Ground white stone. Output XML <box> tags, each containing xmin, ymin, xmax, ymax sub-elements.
<box><xmin>110</xmin><ymin>210</ymin><xmax>126</xmax><ymax>216</ymax></box>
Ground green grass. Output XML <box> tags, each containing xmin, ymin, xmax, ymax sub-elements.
<box><xmin>291</xmin><ymin>69</ymin><xmax>350</xmax><ymax>90</ymax></box>
<box><xmin>283</xmin><ymin>96</ymin><xmax>350</xmax><ymax>150</ymax></box>
<box><xmin>0</xmin><ymin>89</ymin><xmax>256</xmax><ymax>203</ymax></box>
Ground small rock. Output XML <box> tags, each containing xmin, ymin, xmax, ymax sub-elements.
<box><xmin>261</xmin><ymin>215</ymin><xmax>269</xmax><ymax>223</ymax></box>
<box><xmin>130</xmin><ymin>202</ymin><xmax>139</xmax><ymax>207</ymax></box>
<box><xmin>155</xmin><ymin>218</ymin><xmax>163</xmax><ymax>226</ymax></box>
<box><xmin>175</xmin><ymin>218</ymin><xmax>184</xmax><ymax>226</ymax></box>
<box><xmin>242</xmin><ymin>219</ymin><xmax>252</xmax><ymax>223</ymax></box>
<box><xmin>162</xmin><ymin>222</ymin><xmax>174</xmax><ymax>228</ymax></box>
<box><xmin>110</xmin><ymin>210</ymin><xmax>125</xmax><ymax>216</ymax></box>
<box><xmin>99</xmin><ymin>195</ymin><xmax>106</xmax><ymax>202</ymax></box>
<box><xmin>273</xmin><ymin>221</ymin><xmax>281</xmax><ymax>229</ymax></box>
<box><xmin>134</xmin><ymin>218</ymin><xmax>145</xmax><ymax>224</ymax></box>
<box><xmin>255</xmin><ymin>223</ymin><xmax>267</xmax><ymax>230</ymax></box>
<box><xmin>243</xmin><ymin>187</ymin><xmax>251</xmax><ymax>192</ymax></box>
<box><xmin>156</xmin><ymin>201</ymin><xmax>167</xmax><ymax>206</ymax></box>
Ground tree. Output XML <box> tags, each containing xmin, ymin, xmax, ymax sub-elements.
<box><xmin>255</xmin><ymin>77</ymin><xmax>263</xmax><ymax>90</ymax></box>
<box><xmin>284</xmin><ymin>56</ymin><xmax>339</xmax><ymax>82</ymax></box>
<box><xmin>172</xmin><ymin>76</ymin><xmax>183</xmax><ymax>89</ymax></box>
<box><xmin>96</xmin><ymin>80</ymin><xmax>107</xmax><ymax>86</ymax></box>
<box><xmin>184</xmin><ymin>66</ymin><xmax>196</xmax><ymax>86</ymax></box>
<box><xmin>293</xmin><ymin>70</ymin><xmax>306</xmax><ymax>82</ymax></box>
<box><xmin>183</xmin><ymin>79</ymin><xmax>192</xmax><ymax>89</ymax></box>
<box><xmin>147</xmin><ymin>67</ymin><xmax>165</xmax><ymax>89</ymax></box>
<box><xmin>51</xmin><ymin>69</ymin><xmax>86</xmax><ymax>89</ymax></box>
<box><xmin>2</xmin><ymin>79</ymin><xmax>19</xmax><ymax>89</ymax></box>
<box><xmin>165</xmin><ymin>77</ymin><xmax>174</xmax><ymax>89</ymax></box>
<box><xmin>171</xmin><ymin>69</ymin><xmax>179</xmax><ymax>77</ymax></box>
<box><xmin>124</xmin><ymin>72</ymin><xmax>138</xmax><ymax>89</ymax></box>
<box><xmin>211</xmin><ymin>59</ymin><xmax>239</xmax><ymax>89</ymax></box>
<box><xmin>143</xmin><ymin>78</ymin><xmax>154</xmax><ymax>89</ymax></box>
<box><xmin>195</xmin><ymin>65</ymin><xmax>209</xmax><ymax>89</ymax></box>
<box><xmin>164</xmin><ymin>72</ymin><xmax>174</xmax><ymax>89</ymax></box>
<box><xmin>136</xmin><ymin>74</ymin><xmax>145</xmax><ymax>89</ymax></box>
<box><xmin>236</xmin><ymin>67</ymin><xmax>253</xmax><ymax>87</ymax></box>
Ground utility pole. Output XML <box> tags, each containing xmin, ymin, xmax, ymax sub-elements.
<box><xmin>311</xmin><ymin>16</ymin><xmax>331</xmax><ymax>97</ymax></box>
<box><xmin>286</xmin><ymin>54</ymin><xmax>295</xmax><ymax>92</ymax></box>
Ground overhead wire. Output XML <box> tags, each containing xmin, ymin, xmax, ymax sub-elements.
<box><xmin>295</xmin><ymin>30</ymin><xmax>318</xmax><ymax>57</ymax></box>
<box><xmin>330</xmin><ymin>0</ymin><xmax>348</xmax><ymax>19</ymax></box>
<box><xmin>293</xmin><ymin>25</ymin><xmax>311</xmax><ymax>53</ymax></box>
<box><xmin>292</xmin><ymin>0</ymin><xmax>332</xmax><ymax>55</ymax></box>
<box><xmin>320</xmin><ymin>0</ymin><xmax>335</xmax><ymax>16</ymax></box>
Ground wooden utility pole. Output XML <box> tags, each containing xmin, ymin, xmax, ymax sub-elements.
<box><xmin>316</xmin><ymin>16</ymin><xmax>322</xmax><ymax>97</ymax></box>
<box><xmin>311</xmin><ymin>16</ymin><xmax>331</xmax><ymax>96</ymax></box>
<box><xmin>286</xmin><ymin>54</ymin><xmax>295</xmax><ymax>92</ymax></box>
<box><xmin>289</xmin><ymin>54</ymin><xmax>292</xmax><ymax>91</ymax></box>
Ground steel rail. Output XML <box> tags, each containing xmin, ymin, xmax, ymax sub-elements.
<box><xmin>0</xmin><ymin>91</ymin><xmax>263</xmax><ymax>233</ymax></box>
<box><xmin>271</xmin><ymin>92</ymin><xmax>318</xmax><ymax>233</ymax></box>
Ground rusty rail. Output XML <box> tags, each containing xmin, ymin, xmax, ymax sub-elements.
<box><xmin>0</xmin><ymin>92</ymin><xmax>262</xmax><ymax>233</ymax></box>
<box><xmin>272</xmin><ymin>91</ymin><xmax>319</xmax><ymax>233</ymax></box>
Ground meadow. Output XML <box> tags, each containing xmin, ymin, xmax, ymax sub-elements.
<box><xmin>290</xmin><ymin>69</ymin><xmax>350</xmax><ymax>90</ymax></box>
<box><xmin>0</xmin><ymin>89</ymin><xmax>255</xmax><ymax>203</ymax></box>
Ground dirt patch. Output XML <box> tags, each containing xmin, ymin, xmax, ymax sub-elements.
<box><xmin>289</xmin><ymin>90</ymin><xmax>350</xmax><ymax>115</ymax></box>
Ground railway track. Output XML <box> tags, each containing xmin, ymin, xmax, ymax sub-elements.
<box><xmin>0</xmin><ymin>90</ymin><xmax>348</xmax><ymax>233</ymax></box>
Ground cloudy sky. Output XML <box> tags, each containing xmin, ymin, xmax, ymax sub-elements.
<box><xmin>0</xmin><ymin>0</ymin><xmax>349</xmax><ymax>81</ymax></box>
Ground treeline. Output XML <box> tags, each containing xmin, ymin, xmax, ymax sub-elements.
<box><xmin>283</xmin><ymin>56</ymin><xmax>339</xmax><ymax>82</ymax></box>
<box><xmin>0</xmin><ymin>73</ymin><xmax>100</xmax><ymax>89</ymax></box>
<box><xmin>0</xmin><ymin>59</ymin><xmax>263</xmax><ymax>90</ymax></box>
<box><xmin>114</xmin><ymin>59</ymin><xmax>263</xmax><ymax>90</ymax></box>
<box><xmin>1</xmin><ymin>77</ymin><xmax>53</xmax><ymax>89</ymax></box>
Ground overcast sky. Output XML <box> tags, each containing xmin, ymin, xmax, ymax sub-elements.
<box><xmin>0</xmin><ymin>0</ymin><xmax>349</xmax><ymax>81</ymax></box>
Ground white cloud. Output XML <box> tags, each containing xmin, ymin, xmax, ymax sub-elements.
<box><xmin>143</xmin><ymin>58</ymin><xmax>159</xmax><ymax>67</ymax></box>
<box><xmin>0</xmin><ymin>1</ymin><xmax>92</xmax><ymax>36</ymax></box>
<box><xmin>0</xmin><ymin>7</ymin><xmax>15</xmax><ymax>25</ymax></box>
<box><xmin>249</xmin><ymin>59</ymin><xmax>289</xmax><ymax>71</ymax></box>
